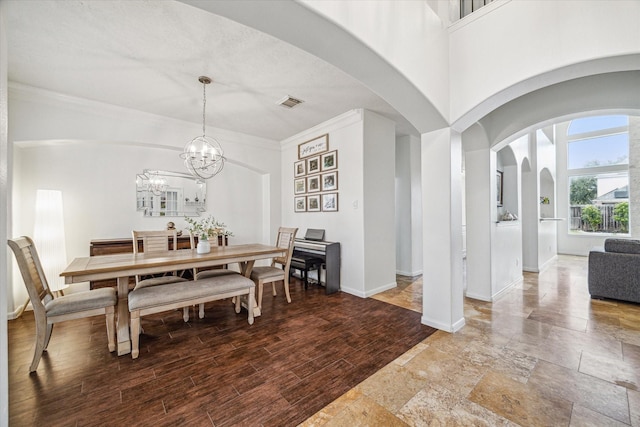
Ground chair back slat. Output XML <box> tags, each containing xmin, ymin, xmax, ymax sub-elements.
<box><xmin>131</xmin><ymin>230</ymin><xmax>180</xmax><ymax>285</ymax></box>
<box><xmin>273</xmin><ymin>227</ymin><xmax>298</xmax><ymax>267</ymax></box>
<box><xmin>132</xmin><ymin>230</ymin><xmax>178</xmax><ymax>254</ymax></box>
<box><xmin>7</xmin><ymin>236</ymin><xmax>54</xmax><ymax>318</ymax></box>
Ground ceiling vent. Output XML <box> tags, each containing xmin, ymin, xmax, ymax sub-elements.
<box><xmin>278</xmin><ymin>95</ymin><xmax>304</xmax><ymax>109</ymax></box>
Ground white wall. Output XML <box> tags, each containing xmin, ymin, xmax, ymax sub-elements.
<box><xmin>362</xmin><ymin>110</ymin><xmax>397</xmax><ymax>295</ymax></box>
<box><xmin>281</xmin><ymin>109</ymin><xmax>396</xmax><ymax>298</ymax></box>
<box><xmin>449</xmin><ymin>0</ymin><xmax>640</xmax><ymax>129</ymax></box>
<box><xmin>8</xmin><ymin>85</ymin><xmax>281</xmax><ymax>311</ymax></box>
<box><xmin>302</xmin><ymin>0</ymin><xmax>450</xmax><ymax>122</ymax></box>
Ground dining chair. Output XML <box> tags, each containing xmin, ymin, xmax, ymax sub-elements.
<box><xmin>131</xmin><ymin>230</ymin><xmax>189</xmax><ymax>290</ymax></box>
<box><xmin>250</xmin><ymin>227</ymin><xmax>298</xmax><ymax>310</ymax></box>
<box><xmin>7</xmin><ymin>236</ymin><xmax>117</xmax><ymax>372</ymax></box>
<box><xmin>188</xmin><ymin>232</ymin><xmax>238</xmax><ymax>280</ymax></box>
<box><xmin>187</xmin><ymin>232</ymin><xmax>239</xmax><ymax>319</ymax></box>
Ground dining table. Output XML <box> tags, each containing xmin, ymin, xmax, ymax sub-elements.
<box><xmin>60</xmin><ymin>243</ymin><xmax>286</xmax><ymax>356</ymax></box>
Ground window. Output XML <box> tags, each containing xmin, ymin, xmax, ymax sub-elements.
<box><xmin>567</xmin><ymin>115</ymin><xmax>630</xmax><ymax>234</ymax></box>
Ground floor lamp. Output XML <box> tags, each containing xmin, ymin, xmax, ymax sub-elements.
<box><xmin>33</xmin><ymin>189</ymin><xmax>69</xmax><ymax>296</ymax></box>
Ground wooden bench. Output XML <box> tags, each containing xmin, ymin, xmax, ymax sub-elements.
<box><xmin>128</xmin><ymin>274</ymin><xmax>255</xmax><ymax>359</ymax></box>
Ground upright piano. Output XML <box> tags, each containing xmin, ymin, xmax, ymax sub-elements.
<box><xmin>291</xmin><ymin>229</ymin><xmax>340</xmax><ymax>294</ymax></box>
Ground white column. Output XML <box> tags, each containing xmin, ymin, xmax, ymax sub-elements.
<box><xmin>1</xmin><ymin>0</ymin><xmax>10</xmax><ymax>423</ymax></box>
<box><xmin>421</xmin><ymin>128</ymin><xmax>465</xmax><ymax>332</ymax></box>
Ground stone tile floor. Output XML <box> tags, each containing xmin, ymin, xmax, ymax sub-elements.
<box><xmin>301</xmin><ymin>255</ymin><xmax>640</xmax><ymax>426</ymax></box>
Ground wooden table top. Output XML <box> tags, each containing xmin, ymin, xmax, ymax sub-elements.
<box><xmin>61</xmin><ymin>244</ymin><xmax>284</xmax><ymax>283</ymax></box>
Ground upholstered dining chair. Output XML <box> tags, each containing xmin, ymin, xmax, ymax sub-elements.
<box><xmin>7</xmin><ymin>236</ymin><xmax>117</xmax><ymax>372</ymax></box>
<box><xmin>188</xmin><ymin>232</ymin><xmax>238</xmax><ymax>280</ymax></box>
<box><xmin>187</xmin><ymin>232</ymin><xmax>239</xmax><ymax>319</ymax></box>
<box><xmin>131</xmin><ymin>230</ymin><xmax>189</xmax><ymax>290</ymax></box>
<box><xmin>250</xmin><ymin>227</ymin><xmax>298</xmax><ymax>310</ymax></box>
<box><xmin>133</xmin><ymin>229</ymin><xmax>193</xmax><ymax>322</ymax></box>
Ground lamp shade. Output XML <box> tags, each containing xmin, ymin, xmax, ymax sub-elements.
<box><xmin>33</xmin><ymin>189</ymin><xmax>68</xmax><ymax>292</ymax></box>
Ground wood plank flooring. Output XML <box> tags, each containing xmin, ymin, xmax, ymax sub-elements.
<box><xmin>8</xmin><ymin>278</ymin><xmax>436</xmax><ymax>426</ymax></box>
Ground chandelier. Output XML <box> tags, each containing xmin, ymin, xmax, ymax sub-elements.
<box><xmin>148</xmin><ymin>171</ymin><xmax>168</xmax><ymax>196</ymax></box>
<box><xmin>180</xmin><ymin>76</ymin><xmax>225</xmax><ymax>179</ymax></box>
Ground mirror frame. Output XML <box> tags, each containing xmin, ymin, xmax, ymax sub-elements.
<box><xmin>136</xmin><ymin>169</ymin><xmax>206</xmax><ymax>217</ymax></box>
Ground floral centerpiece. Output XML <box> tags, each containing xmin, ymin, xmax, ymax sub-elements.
<box><xmin>184</xmin><ymin>215</ymin><xmax>233</xmax><ymax>240</ymax></box>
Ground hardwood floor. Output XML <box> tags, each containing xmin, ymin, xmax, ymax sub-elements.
<box><xmin>305</xmin><ymin>255</ymin><xmax>640</xmax><ymax>426</ymax></box>
<box><xmin>7</xmin><ymin>277</ymin><xmax>436</xmax><ymax>426</ymax></box>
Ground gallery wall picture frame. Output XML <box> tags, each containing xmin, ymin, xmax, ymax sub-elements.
<box><xmin>322</xmin><ymin>192</ymin><xmax>339</xmax><ymax>212</ymax></box>
<box><xmin>307</xmin><ymin>155</ymin><xmax>321</xmax><ymax>175</ymax></box>
<box><xmin>298</xmin><ymin>134</ymin><xmax>329</xmax><ymax>159</ymax></box>
<box><xmin>321</xmin><ymin>171</ymin><xmax>338</xmax><ymax>192</ymax></box>
<box><xmin>307</xmin><ymin>175</ymin><xmax>321</xmax><ymax>193</ymax></box>
<box><xmin>294</xmin><ymin>160</ymin><xmax>306</xmax><ymax>177</ymax></box>
<box><xmin>321</xmin><ymin>150</ymin><xmax>338</xmax><ymax>171</ymax></box>
<box><xmin>295</xmin><ymin>196</ymin><xmax>307</xmax><ymax>212</ymax></box>
<box><xmin>307</xmin><ymin>194</ymin><xmax>321</xmax><ymax>212</ymax></box>
<box><xmin>496</xmin><ymin>170</ymin><xmax>503</xmax><ymax>207</ymax></box>
<box><xmin>294</xmin><ymin>178</ymin><xmax>306</xmax><ymax>195</ymax></box>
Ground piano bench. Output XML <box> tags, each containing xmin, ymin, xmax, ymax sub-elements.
<box><xmin>290</xmin><ymin>255</ymin><xmax>323</xmax><ymax>288</ymax></box>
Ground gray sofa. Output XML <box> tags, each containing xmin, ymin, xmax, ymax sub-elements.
<box><xmin>588</xmin><ymin>238</ymin><xmax>640</xmax><ymax>303</ymax></box>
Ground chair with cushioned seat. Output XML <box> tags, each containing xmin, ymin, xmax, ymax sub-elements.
<box><xmin>8</xmin><ymin>236</ymin><xmax>117</xmax><ymax>372</ymax></box>
<box><xmin>250</xmin><ymin>227</ymin><xmax>298</xmax><ymax>310</ymax></box>
<box><xmin>131</xmin><ymin>230</ymin><xmax>189</xmax><ymax>290</ymax></box>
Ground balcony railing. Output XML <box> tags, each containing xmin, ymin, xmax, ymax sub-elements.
<box><xmin>460</xmin><ymin>0</ymin><xmax>495</xmax><ymax>19</ymax></box>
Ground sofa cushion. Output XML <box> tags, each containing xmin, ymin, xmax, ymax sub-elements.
<box><xmin>604</xmin><ymin>238</ymin><xmax>640</xmax><ymax>254</ymax></box>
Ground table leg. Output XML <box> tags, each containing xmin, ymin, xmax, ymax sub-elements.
<box><xmin>116</xmin><ymin>276</ymin><xmax>131</xmax><ymax>355</ymax></box>
<box><xmin>238</xmin><ymin>261</ymin><xmax>261</xmax><ymax>317</ymax></box>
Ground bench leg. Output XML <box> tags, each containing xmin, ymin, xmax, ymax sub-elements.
<box><xmin>130</xmin><ymin>311</ymin><xmax>140</xmax><ymax>359</ymax></box>
<box><xmin>257</xmin><ymin>281</ymin><xmax>264</xmax><ymax>310</ymax></box>
<box><xmin>105</xmin><ymin>306</ymin><xmax>116</xmax><ymax>353</ymax></box>
<box><xmin>183</xmin><ymin>307</ymin><xmax>189</xmax><ymax>322</ymax></box>
<box><xmin>235</xmin><ymin>295</ymin><xmax>241</xmax><ymax>314</ymax></box>
<box><xmin>199</xmin><ymin>303</ymin><xmax>205</xmax><ymax>319</ymax></box>
<box><xmin>247</xmin><ymin>288</ymin><xmax>254</xmax><ymax>325</ymax></box>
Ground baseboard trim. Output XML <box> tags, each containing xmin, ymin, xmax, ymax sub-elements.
<box><xmin>421</xmin><ymin>315</ymin><xmax>465</xmax><ymax>333</ymax></box>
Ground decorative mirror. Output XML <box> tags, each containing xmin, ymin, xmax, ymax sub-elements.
<box><xmin>136</xmin><ymin>169</ymin><xmax>206</xmax><ymax>217</ymax></box>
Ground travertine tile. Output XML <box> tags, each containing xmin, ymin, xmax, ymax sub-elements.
<box><xmin>358</xmin><ymin>363</ymin><xmax>428</xmax><ymax>413</ymax></box>
<box><xmin>403</xmin><ymin>345</ymin><xmax>487</xmax><ymax>396</ymax></box>
<box><xmin>468</xmin><ymin>370</ymin><xmax>573</xmax><ymax>426</ymax></box>
<box><xmin>629</xmin><ymin>388</ymin><xmax>640</xmax><ymax>427</ymax></box>
<box><xmin>570</xmin><ymin>405</ymin><xmax>630</xmax><ymax>427</ymax></box>
<box><xmin>324</xmin><ymin>394</ymin><xmax>408</xmax><ymax>427</ymax></box>
<box><xmin>528</xmin><ymin>359</ymin><xmax>630</xmax><ymax>424</ymax></box>
<box><xmin>397</xmin><ymin>383</ymin><xmax>517</xmax><ymax>427</ymax></box>
<box><xmin>392</xmin><ymin>342</ymin><xmax>429</xmax><ymax>367</ymax></box>
<box><xmin>579</xmin><ymin>350</ymin><xmax>640</xmax><ymax>391</ymax></box>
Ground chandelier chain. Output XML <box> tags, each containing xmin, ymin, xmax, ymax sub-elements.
<box><xmin>202</xmin><ymin>81</ymin><xmax>206</xmax><ymax>136</ymax></box>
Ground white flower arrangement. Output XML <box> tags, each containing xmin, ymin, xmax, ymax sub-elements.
<box><xmin>184</xmin><ymin>215</ymin><xmax>233</xmax><ymax>239</ymax></box>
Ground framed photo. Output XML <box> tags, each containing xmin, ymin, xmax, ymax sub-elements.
<box><xmin>322</xmin><ymin>192</ymin><xmax>339</xmax><ymax>212</ymax></box>
<box><xmin>294</xmin><ymin>196</ymin><xmax>306</xmax><ymax>212</ymax></box>
<box><xmin>294</xmin><ymin>160</ymin><xmax>306</xmax><ymax>177</ymax></box>
<box><xmin>321</xmin><ymin>171</ymin><xmax>338</xmax><ymax>192</ymax></box>
<box><xmin>294</xmin><ymin>178</ymin><xmax>306</xmax><ymax>195</ymax></box>
<box><xmin>298</xmin><ymin>134</ymin><xmax>329</xmax><ymax>159</ymax></box>
<box><xmin>307</xmin><ymin>155</ymin><xmax>321</xmax><ymax>175</ymax></box>
<box><xmin>496</xmin><ymin>170</ymin><xmax>503</xmax><ymax>207</ymax></box>
<box><xmin>307</xmin><ymin>194</ymin><xmax>321</xmax><ymax>212</ymax></box>
<box><xmin>321</xmin><ymin>150</ymin><xmax>337</xmax><ymax>171</ymax></box>
<box><xmin>307</xmin><ymin>175</ymin><xmax>321</xmax><ymax>193</ymax></box>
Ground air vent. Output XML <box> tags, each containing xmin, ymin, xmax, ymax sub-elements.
<box><xmin>278</xmin><ymin>95</ymin><xmax>304</xmax><ymax>109</ymax></box>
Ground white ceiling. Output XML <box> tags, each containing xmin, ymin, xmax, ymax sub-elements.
<box><xmin>6</xmin><ymin>0</ymin><xmax>417</xmax><ymax>141</ymax></box>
